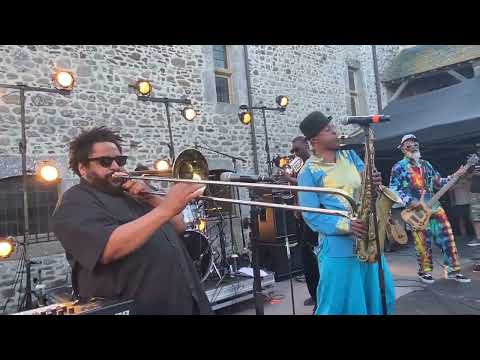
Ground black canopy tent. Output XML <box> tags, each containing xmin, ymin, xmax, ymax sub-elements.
<box><xmin>365</xmin><ymin>77</ymin><xmax>480</xmax><ymax>235</ymax></box>
<box><xmin>375</xmin><ymin>76</ymin><xmax>480</xmax><ymax>156</ymax></box>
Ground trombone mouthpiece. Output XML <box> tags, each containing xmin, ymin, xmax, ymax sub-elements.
<box><xmin>111</xmin><ymin>172</ymin><xmax>130</xmax><ymax>184</ymax></box>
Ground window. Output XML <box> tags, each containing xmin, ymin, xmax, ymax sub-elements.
<box><xmin>0</xmin><ymin>176</ymin><xmax>59</xmax><ymax>243</ymax></box>
<box><xmin>347</xmin><ymin>66</ymin><xmax>359</xmax><ymax>116</ymax></box>
<box><xmin>213</xmin><ymin>45</ymin><xmax>232</xmax><ymax>104</ymax></box>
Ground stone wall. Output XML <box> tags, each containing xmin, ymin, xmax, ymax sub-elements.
<box><xmin>246</xmin><ymin>45</ymin><xmax>400</xmax><ymax>173</ymax></box>
<box><xmin>0</xmin><ymin>45</ymin><xmax>400</xmax><ymax>313</ymax></box>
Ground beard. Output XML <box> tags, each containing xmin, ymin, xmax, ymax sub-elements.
<box><xmin>86</xmin><ymin>172</ymin><xmax>124</xmax><ymax>196</ymax></box>
<box><xmin>406</xmin><ymin>150</ymin><xmax>421</xmax><ymax>162</ymax></box>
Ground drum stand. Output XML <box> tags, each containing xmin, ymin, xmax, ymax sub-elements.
<box><xmin>211</xmin><ymin>262</ymin><xmax>222</xmax><ymax>280</ymax></box>
<box><xmin>213</xmin><ymin>210</ymin><xmax>236</xmax><ymax>287</ymax></box>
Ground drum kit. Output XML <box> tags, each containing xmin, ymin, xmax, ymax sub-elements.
<box><xmin>181</xmin><ymin>201</ymin><xmax>216</xmax><ymax>283</ymax></box>
<box><xmin>116</xmin><ymin>148</ymin><xmax>356</xmax><ymax>289</ymax></box>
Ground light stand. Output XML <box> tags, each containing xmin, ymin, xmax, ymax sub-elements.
<box><xmin>0</xmin><ymin>83</ymin><xmax>72</xmax><ymax>311</ymax></box>
<box><xmin>239</xmin><ymin>104</ymin><xmax>286</xmax><ymax>177</ymax></box>
<box><xmin>137</xmin><ymin>96</ymin><xmax>193</xmax><ymax>163</ymax></box>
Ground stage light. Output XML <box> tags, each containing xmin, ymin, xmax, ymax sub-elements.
<box><xmin>273</xmin><ymin>155</ymin><xmax>289</xmax><ymax>169</ymax></box>
<box><xmin>239</xmin><ymin>111</ymin><xmax>252</xmax><ymax>125</ymax></box>
<box><xmin>198</xmin><ymin>219</ymin><xmax>206</xmax><ymax>233</ymax></box>
<box><xmin>181</xmin><ymin>106</ymin><xmax>196</xmax><ymax>121</ymax></box>
<box><xmin>276</xmin><ymin>96</ymin><xmax>289</xmax><ymax>108</ymax></box>
<box><xmin>153</xmin><ymin>159</ymin><xmax>171</xmax><ymax>172</ymax></box>
<box><xmin>52</xmin><ymin>69</ymin><xmax>75</xmax><ymax>91</ymax></box>
<box><xmin>0</xmin><ymin>236</ymin><xmax>15</xmax><ymax>259</ymax></box>
<box><xmin>38</xmin><ymin>163</ymin><xmax>60</xmax><ymax>182</ymax></box>
<box><xmin>133</xmin><ymin>80</ymin><xmax>153</xmax><ymax>96</ymax></box>
<box><xmin>278</xmin><ymin>157</ymin><xmax>288</xmax><ymax>168</ymax></box>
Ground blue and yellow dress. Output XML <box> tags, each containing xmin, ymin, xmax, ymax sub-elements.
<box><xmin>297</xmin><ymin>149</ymin><xmax>395</xmax><ymax>315</ymax></box>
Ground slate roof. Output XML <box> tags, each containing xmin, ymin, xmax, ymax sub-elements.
<box><xmin>381</xmin><ymin>45</ymin><xmax>480</xmax><ymax>83</ymax></box>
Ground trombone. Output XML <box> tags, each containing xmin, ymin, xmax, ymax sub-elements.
<box><xmin>113</xmin><ymin>149</ymin><xmax>358</xmax><ymax>218</ymax></box>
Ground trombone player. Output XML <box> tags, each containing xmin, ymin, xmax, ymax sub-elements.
<box><xmin>297</xmin><ymin>111</ymin><xmax>395</xmax><ymax>315</ymax></box>
<box><xmin>53</xmin><ymin>127</ymin><xmax>212</xmax><ymax>315</ymax></box>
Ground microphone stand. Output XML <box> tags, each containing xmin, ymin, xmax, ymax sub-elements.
<box><xmin>248</xmin><ymin>189</ymin><xmax>264</xmax><ymax>315</ymax></box>
<box><xmin>280</xmin><ymin>199</ymin><xmax>296</xmax><ymax>315</ymax></box>
<box><xmin>361</xmin><ymin>124</ymin><xmax>388</xmax><ymax>316</ymax></box>
<box><xmin>194</xmin><ymin>142</ymin><xmax>248</xmax><ymax>251</ymax></box>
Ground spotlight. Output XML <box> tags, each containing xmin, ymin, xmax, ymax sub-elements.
<box><xmin>198</xmin><ymin>218</ymin><xmax>206</xmax><ymax>233</ymax></box>
<box><xmin>0</xmin><ymin>236</ymin><xmax>15</xmax><ymax>259</ymax></box>
<box><xmin>273</xmin><ymin>155</ymin><xmax>290</xmax><ymax>169</ymax></box>
<box><xmin>181</xmin><ymin>106</ymin><xmax>197</xmax><ymax>121</ymax></box>
<box><xmin>278</xmin><ymin>157</ymin><xmax>289</xmax><ymax>169</ymax></box>
<box><xmin>276</xmin><ymin>96</ymin><xmax>289</xmax><ymax>108</ymax></box>
<box><xmin>38</xmin><ymin>163</ymin><xmax>60</xmax><ymax>182</ymax></box>
<box><xmin>133</xmin><ymin>80</ymin><xmax>153</xmax><ymax>96</ymax></box>
<box><xmin>52</xmin><ymin>69</ymin><xmax>75</xmax><ymax>91</ymax></box>
<box><xmin>153</xmin><ymin>159</ymin><xmax>171</xmax><ymax>172</ymax></box>
<box><xmin>239</xmin><ymin>111</ymin><xmax>252</xmax><ymax>125</ymax></box>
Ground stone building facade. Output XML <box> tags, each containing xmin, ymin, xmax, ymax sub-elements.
<box><xmin>0</xmin><ymin>45</ymin><xmax>400</xmax><ymax>313</ymax></box>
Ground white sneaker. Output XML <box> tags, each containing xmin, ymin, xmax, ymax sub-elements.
<box><xmin>446</xmin><ymin>272</ymin><xmax>471</xmax><ymax>283</ymax></box>
<box><xmin>467</xmin><ymin>239</ymin><xmax>480</xmax><ymax>247</ymax></box>
<box><xmin>418</xmin><ymin>273</ymin><xmax>435</xmax><ymax>284</ymax></box>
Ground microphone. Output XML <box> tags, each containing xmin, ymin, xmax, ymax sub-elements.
<box><xmin>343</xmin><ymin>115</ymin><xmax>390</xmax><ymax>126</ymax></box>
<box><xmin>220</xmin><ymin>172</ymin><xmax>273</xmax><ymax>183</ymax></box>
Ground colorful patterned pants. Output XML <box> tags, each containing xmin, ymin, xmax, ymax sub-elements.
<box><xmin>412</xmin><ymin>207</ymin><xmax>461</xmax><ymax>274</ymax></box>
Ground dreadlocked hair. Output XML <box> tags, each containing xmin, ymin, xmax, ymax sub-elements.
<box><xmin>68</xmin><ymin>126</ymin><xmax>123</xmax><ymax>177</ymax></box>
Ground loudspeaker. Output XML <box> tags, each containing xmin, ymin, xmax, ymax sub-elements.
<box><xmin>258</xmin><ymin>240</ymin><xmax>304</xmax><ymax>281</ymax></box>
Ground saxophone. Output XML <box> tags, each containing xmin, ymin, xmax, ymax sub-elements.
<box><xmin>352</xmin><ymin>128</ymin><xmax>403</xmax><ymax>263</ymax></box>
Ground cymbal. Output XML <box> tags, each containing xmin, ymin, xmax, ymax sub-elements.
<box><xmin>205</xmin><ymin>207</ymin><xmax>223</xmax><ymax>212</ymax></box>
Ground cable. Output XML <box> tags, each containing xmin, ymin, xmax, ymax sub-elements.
<box><xmin>1</xmin><ymin>259</ymin><xmax>22</xmax><ymax>313</ymax></box>
<box><xmin>0</xmin><ymin>90</ymin><xmax>18</xmax><ymax>99</ymax></box>
<box><xmin>1</xmin><ymin>245</ymin><xmax>25</xmax><ymax>314</ymax></box>
<box><xmin>393</xmin><ymin>274</ymin><xmax>480</xmax><ymax>313</ymax></box>
<box><xmin>16</xmin><ymin>248</ymin><xmax>27</xmax><ymax>312</ymax></box>
<box><xmin>12</xmin><ymin>248</ymin><xmax>26</xmax><ymax>312</ymax></box>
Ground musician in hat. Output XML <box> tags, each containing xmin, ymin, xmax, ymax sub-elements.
<box><xmin>297</xmin><ymin>111</ymin><xmax>396</xmax><ymax>315</ymax></box>
<box><xmin>389</xmin><ymin>134</ymin><xmax>470</xmax><ymax>284</ymax></box>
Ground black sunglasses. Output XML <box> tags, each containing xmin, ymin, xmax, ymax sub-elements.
<box><xmin>88</xmin><ymin>155</ymin><xmax>128</xmax><ymax>168</ymax></box>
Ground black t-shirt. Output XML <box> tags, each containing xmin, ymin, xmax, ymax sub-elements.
<box><xmin>53</xmin><ymin>179</ymin><xmax>212</xmax><ymax>315</ymax></box>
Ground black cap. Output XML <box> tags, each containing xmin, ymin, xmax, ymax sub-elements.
<box><xmin>299</xmin><ymin>111</ymin><xmax>332</xmax><ymax>140</ymax></box>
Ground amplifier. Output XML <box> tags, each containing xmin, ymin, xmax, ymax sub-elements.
<box><xmin>13</xmin><ymin>299</ymin><xmax>134</xmax><ymax>315</ymax></box>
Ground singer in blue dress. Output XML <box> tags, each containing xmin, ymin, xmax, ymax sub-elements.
<box><xmin>297</xmin><ymin>111</ymin><xmax>395</xmax><ymax>315</ymax></box>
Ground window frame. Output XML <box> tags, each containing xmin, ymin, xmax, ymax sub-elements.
<box><xmin>213</xmin><ymin>45</ymin><xmax>233</xmax><ymax>104</ymax></box>
<box><xmin>347</xmin><ymin>66</ymin><xmax>360</xmax><ymax>116</ymax></box>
